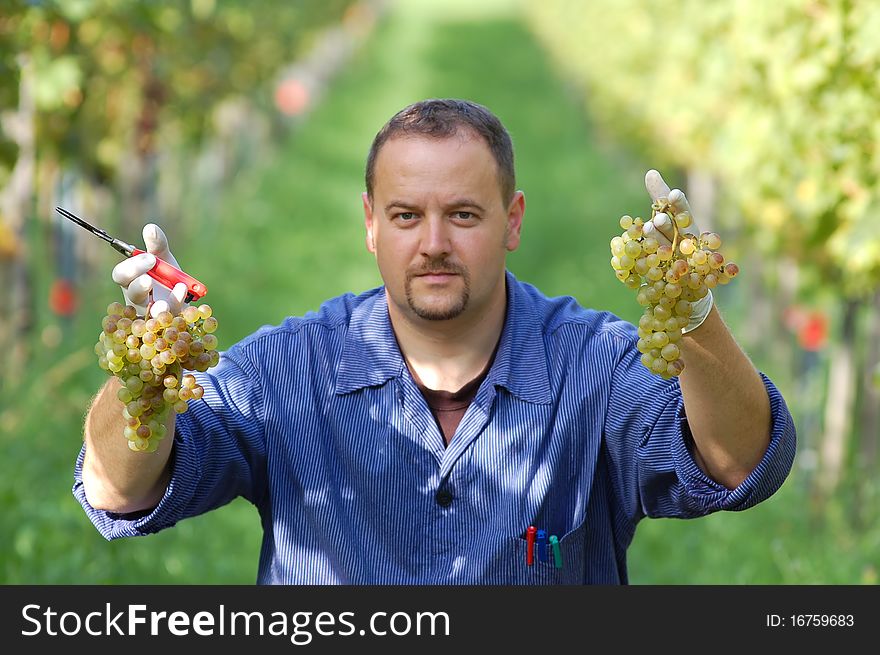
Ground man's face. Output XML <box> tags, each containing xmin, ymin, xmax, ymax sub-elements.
<box><xmin>363</xmin><ymin>133</ymin><xmax>523</xmax><ymax>325</ymax></box>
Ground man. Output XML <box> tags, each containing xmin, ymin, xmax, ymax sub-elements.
<box><xmin>75</xmin><ymin>98</ymin><xmax>796</xmax><ymax>584</ymax></box>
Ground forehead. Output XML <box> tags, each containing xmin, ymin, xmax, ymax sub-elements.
<box><xmin>372</xmin><ymin>133</ymin><xmax>499</xmax><ymax>199</ymax></box>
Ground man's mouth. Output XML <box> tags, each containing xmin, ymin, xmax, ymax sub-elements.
<box><xmin>414</xmin><ymin>271</ymin><xmax>459</xmax><ymax>282</ymax></box>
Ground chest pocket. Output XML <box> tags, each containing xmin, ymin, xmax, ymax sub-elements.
<box><xmin>507</xmin><ymin>519</ymin><xmax>587</xmax><ymax>585</ymax></box>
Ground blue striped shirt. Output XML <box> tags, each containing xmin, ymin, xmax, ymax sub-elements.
<box><xmin>74</xmin><ymin>271</ymin><xmax>796</xmax><ymax>584</ymax></box>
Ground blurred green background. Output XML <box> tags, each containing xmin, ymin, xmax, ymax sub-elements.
<box><xmin>1</xmin><ymin>0</ymin><xmax>877</xmax><ymax>584</ymax></box>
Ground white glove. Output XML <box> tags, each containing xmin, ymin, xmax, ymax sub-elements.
<box><xmin>111</xmin><ymin>223</ymin><xmax>188</xmax><ymax>318</ymax></box>
<box><xmin>642</xmin><ymin>169</ymin><xmax>713</xmax><ymax>333</ymax></box>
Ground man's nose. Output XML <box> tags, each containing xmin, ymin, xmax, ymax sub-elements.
<box><xmin>420</xmin><ymin>215</ymin><xmax>452</xmax><ymax>257</ymax></box>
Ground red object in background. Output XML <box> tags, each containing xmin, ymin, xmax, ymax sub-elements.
<box><xmin>782</xmin><ymin>304</ymin><xmax>828</xmax><ymax>352</ymax></box>
<box><xmin>49</xmin><ymin>278</ymin><xmax>78</xmax><ymax>317</ymax></box>
<box><xmin>274</xmin><ymin>78</ymin><xmax>310</xmax><ymax>116</ymax></box>
<box><xmin>799</xmin><ymin>311</ymin><xmax>828</xmax><ymax>352</ymax></box>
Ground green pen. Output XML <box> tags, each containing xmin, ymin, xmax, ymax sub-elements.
<box><xmin>550</xmin><ymin>535</ymin><xmax>563</xmax><ymax>569</ymax></box>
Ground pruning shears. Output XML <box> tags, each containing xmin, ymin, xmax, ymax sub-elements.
<box><xmin>55</xmin><ymin>207</ymin><xmax>208</xmax><ymax>303</ymax></box>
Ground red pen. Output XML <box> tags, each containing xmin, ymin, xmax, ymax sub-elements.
<box><xmin>526</xmin><ymin>525</ymin><xmax>537</xmax><ymax>566</ymax></box>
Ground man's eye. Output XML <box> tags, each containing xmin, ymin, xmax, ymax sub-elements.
<box><xmin>397</xmin><ymin>212</ymin><xmax>416</xmax><ymax>221</ymax></box>
<box><xmin>455</xmin><ymin>211</ymin><xmax>473</xmax><ymax>220</ymax></box>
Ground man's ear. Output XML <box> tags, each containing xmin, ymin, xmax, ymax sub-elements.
<box><xmin>505</xmin><ymin>190</ymin><xmax>525</xmax><ymax>252</ymax></box>
<box><xmin>363</xmin><ymin>192</ymin><xmax>376</xmax><ymax>253</ymax></box>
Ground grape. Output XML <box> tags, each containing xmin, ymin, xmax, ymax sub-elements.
<box><xmin>94</xmin><ymin>302</ymin><xmax>219</xmax><ymax>451</ymax></box>
<box><xmin>656</xmin><ymin>245</ymin><xmax>673</xmax><ymax>261</ymax></box>
<box><xmin>182</xmin><ymin>306</ymin><xmax>200</xmax><ymax>323</ymax></box>
<box><xmin>661</xmin><ymin>343</ymin><xmax>680</xmax><ymax>361</ymax></box>
<box><xmin>702</xmin><ymin>232</ymin><xmax>722</xmax><ymax>250</ymax></box>
<box><xmin>610</xmin><ymin>191</ymin><xmax>739</xmax><ymax>377</ymax></box>
<box><xmin>674</xmin><ymin>211</ymin><xmax>692</xmax><ymax>229</ymax></box>
<box><xmin>125</xmin><ymin>377</ymin><xmax>144</xmax><ymax>394</ymax></box>
<box><xmin>624</xmin><ymin>240</ymin><xmax>642</xmax><ymax>257</ymax></box>
<box><xmin>650</xmin><ymin>331</ymin><xmax>669</xmax><ymax>348</ymax></box>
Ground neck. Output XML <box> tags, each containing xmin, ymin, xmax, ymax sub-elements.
<box><xmin>388</xmin><ymin>281</ymin><xmax>507</xmax><ymax>392</ymax></box>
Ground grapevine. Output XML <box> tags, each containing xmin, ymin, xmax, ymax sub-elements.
<box><xmin>610</xmin><ymin>193</ymin><xmax>739</xmax><ymax>378</ymax></box>
<box><xmin>95</xmin><ymin>302</ymin><xmax>219</xmax><ymax>452</ymax></box>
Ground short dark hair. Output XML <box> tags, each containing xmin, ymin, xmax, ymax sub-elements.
<box><xmin>365</xmin><ymin>98</ymin><xmax>516</xmax><ymax>204</ymax></box>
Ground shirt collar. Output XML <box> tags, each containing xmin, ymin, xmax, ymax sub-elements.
<box><xmin>485</xmin><ymin>270</ymin><xmax>552</xmax><ymax>404</ymax></box>
<box><xmin>335</xmin><ymin>270</ymin><xmax>552</xmax><ymax>404</ymax></box>
<box><xmin>335</xmin><ymin>289</ymin><xmax>404</xmax><ymax>395</ymax></box>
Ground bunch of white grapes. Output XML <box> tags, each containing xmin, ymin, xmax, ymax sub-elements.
<box><xmin>610</xmin><ymin>196</ymin><xmax>739</xmax><ymax>378</ymax></box>
<box><xmin>95</xmin><ymin>302</ymin><xmax>219</xmax><ymax>452</ymax></box>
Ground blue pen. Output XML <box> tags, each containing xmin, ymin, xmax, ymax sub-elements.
<box><xmin>536</xmin><ymin>529</ymin><xmax>548</xmax><ymax>563</ymax></box>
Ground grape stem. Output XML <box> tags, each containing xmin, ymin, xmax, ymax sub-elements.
<box><xmin>144</xmin><ymin>291</ymin><xmax>154</xmax><ymax>320</ymax></box>
<box><xmin>665</xmin><ymin>199</ymin><xmax>680</xmax><ymax>253</ymax></box>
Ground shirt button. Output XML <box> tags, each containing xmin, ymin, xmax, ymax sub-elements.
<box><xmin>435</xmin><ymin>488</ymin><xmax>454</xmax><ymax>507</ymax></box>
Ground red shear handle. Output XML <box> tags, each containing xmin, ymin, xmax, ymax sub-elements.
<box><xmin>132</xmin><ymin>248</ymin><xmax>208</xmax><ymax>301</ymax></box>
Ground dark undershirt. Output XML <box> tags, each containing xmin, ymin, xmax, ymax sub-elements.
<box><xmin>405</xmin><ymin>344</ymin><xmax>499</xmax><ymax>447</ymax></box>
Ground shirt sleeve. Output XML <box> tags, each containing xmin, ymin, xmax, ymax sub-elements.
<box><xmin>72</xmin><ymin>345</ymin><xmax>267</xmax><ymax>540</ymax></box>
<box><xmin>601</xmin><ymin>322</ymin><xmax>797</xmax><ymax>527</ymax></box>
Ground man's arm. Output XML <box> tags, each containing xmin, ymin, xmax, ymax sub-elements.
<box><xmin>82</xmin><ymin>377</ymin><xmax>175</xmax><ymax>513</ymax></box>
<box><xmin>83</xmin><ymin>222</ymin><xmax>188</xmax><ymax>514</ymax></box>
<box><xmin>678</xmin><ymin>304</ymin><xmax>772</xmax><ymax>489</ymax></box>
